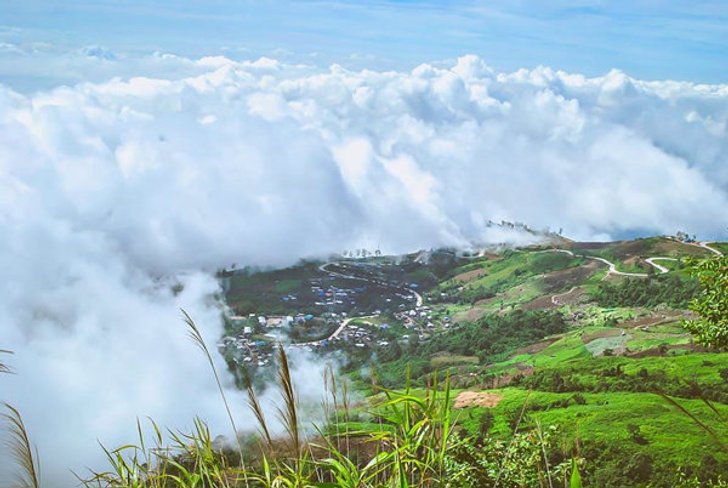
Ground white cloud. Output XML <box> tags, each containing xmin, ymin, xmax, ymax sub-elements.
<box><xmin>1</xmin><ymin>53</ymin><xmax>727</xmax><ymax>484</ymax></box>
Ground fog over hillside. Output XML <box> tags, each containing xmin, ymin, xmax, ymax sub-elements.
<box><xmin>1</xmin><ymin>53</ymin><xmax>727</xmax><ymax>484</ymax></box>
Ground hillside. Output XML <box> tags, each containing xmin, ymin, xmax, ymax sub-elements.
<box><xmin>221</xmin><ymin>235</ymin><xmax>728</xmax><ymax>487</ymax></box>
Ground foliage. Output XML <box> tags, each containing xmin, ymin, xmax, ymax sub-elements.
<box><xmin>515</xmin><ymin>354</ymin><xmax>728</xmax><ymax>403</ymax></box>
<box><xmin>422</xmin><ymin>310</ymin><xmax>568</xmax><ymax>364</ymax></box>
<box><xmin>444</xmin><ymin>425</ymin><xmax>576</xmax><ymax>488</ymax></box>
<box><xmin>590</xmin><ymin>274</ymin><xmax>699</xmax><ymax>308</ymax></box>
<box><xmin>684</xmin><ymin>256</ymin><xmax>728</xmax><ymax>349</ymax></box>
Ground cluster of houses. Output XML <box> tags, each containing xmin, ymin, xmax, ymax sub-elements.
<box><xmin>218</xmin><ymin>313</ymin><xmax>314</xmax><ymax>367</ymax></box>
<box><xmin>221</xmin><ymin>258</ymin><xmax>434</xmax><ymax>365</ymax></box>
<box><xmin>217</xmin><ymin>333</ymin><xmax>274</xmax><ymax>368</ymax></box>
<box><xmin>309</xmin><ymin>278</ymin><xmax>363</xmax><ymax>308</ymax></box>
<box><xmin>296</xmin><ymin>302</ymin><xmax>449</xmax><ymax>352</ymax></box>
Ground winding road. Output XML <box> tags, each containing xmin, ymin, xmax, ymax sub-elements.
<box><xmin>290</xmin><ymin>262</ymin><xmax>425</xmax><ymax>347</ymax></box>
<box><xmin>291</xmin><ymin>315</ymin><xmax>375</xmax><ymax>347</ymax></box>
<box><xmin>692</xmin><ymin>241</ymin><xmax>724</xmax><ymax>256</ymax></box>
<box><xmin>542</xmin><ymin>240</ymin><xmax>724</xmax><ymax>304</ymax></box>
<box><xmin>644</xmin><ymin>257</ymin><xmax>677</xmax><ymax>274</ymax></box>
<box><xmin>551</xmin><ymin>286</ymin><xmax>578</xmax><ymax>306</ymax></box>
<box><xmin>318</xmin><ymin>262</ymin><xmax>424</xmax><ymax>306</ymax></box>
<box><xmin>545</xmin><ymin>249</ymin><xmax>654</xmax><ymax>277</ymax></box>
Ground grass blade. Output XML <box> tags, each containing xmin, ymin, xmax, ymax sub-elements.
<box><xmin>181</xmin><ymin>309</ymin><xmax>250</xmax><ymax>486</ymax></box>
<box><xmin>0</xmin><ymin>349</ymin><xmax>14</xmax><ymax>375</ymax></box>
<box><xmin>2</xmin><ymin>403</ymin><xmax>41</xmax><ymax>488</ymax></box>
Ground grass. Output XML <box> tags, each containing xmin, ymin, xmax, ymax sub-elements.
<box><xmin>0</xmin><ymin>349</ymin><xmax>13</xmax><ymax>375</ymax></box>
<box><xmin>430</xmin><ymin>355</ymin><xmax>480</xmax><ymax>368</ymax></box>
<box><xmin>584</xmin><ymin>335</ymin><xmax>629</xmax><ymax>356</ymax></box>
<box><xmin>3</xmin><ymin>329</ymin><xmax>725</xmax><ymax>487</ymax></box>
<box><xmin>707</xmin><ymin>242</ymin><xmax>728</xmax><ymax>255</ymax></box>
<box><xmin>2</xmin><ymin>403</ymin><xmax>41</xmax><ymax>488</ymax></box>
<box><xmin>498</xmin><ymin>342</ymin><xmax>727</xmax><ymax>388</ymax></box>
<box><xmin>3</xmin><ymin>316</ymin><xmax>491</xmax><ymax>488</ymax></box>
<box><xmin>183</xmin><ymin>309</ymin><xmax>250</xmax><ymax>484</ymax></box>
<box><xmin>483</xmin><ymin>332</ymin><xmax>591</xmax><ymax>376</ymax></box>
<box><xmin>485</xmin><ymin>388</ymin><xmax>728</xmax><ymax>466</ymax></box>
<box><xmin>438</xmin><ymin>250</ymin><xmax>584</xmax><ymax>299</ymax></box>
<box><xmin>626</xmin><ymin>335</ymin><xmax>690</xmax><ymax>352</ymax></box>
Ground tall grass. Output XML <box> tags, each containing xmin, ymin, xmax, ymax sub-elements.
<box><xmin>2</xmin><ymin>402</ymin><xmax>41</xmax><ymax>488</ymax></box>
<box><xmin>181</xmin><ymin>309</ymin><xmax>250</xmax><ymax>487</ymax></box>
<box><xmin>1</xmin><ymin>351</ymin><xmax>41</xmax><ymax>488</ymax></box>
<box><xmin>2</xmin><ymin>316</ymin><xmax>593</xmax><ymax>488</ymax></box>
<box><xmin>65</xmin><ymin>311</ymin><xmax>465</xmax><ymax>488</ymax></box>
<box><xmin>0</xmin><ymin>349</ymin><xmax>13</xmax><ymax>375</ymax></box>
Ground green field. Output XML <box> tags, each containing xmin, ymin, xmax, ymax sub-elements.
<box><xmin>708</xmin><ymin>242</ymin><xmax>728</xmax><ymax>255</ymax></box>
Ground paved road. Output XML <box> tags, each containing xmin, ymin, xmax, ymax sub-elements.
<box><xmin>551</xmin><ymin>286</ymin><xmax>578</xmax><ymax>305</ymax></box>
<box><xmin>644</xmin><ymin>257</ymin><xmax>677</xmax><ymax>273</ymax></box>
<box><xmin>545</xmin><ymin>249</ymin><xmax>655</xmax><ymax>277</ymax></box>
<box><xmin>292</xmin><ymin>261</ymin><xmax>423</xmax><ymax>347</ymax></box>
<box><xmin>318</xmin><ymin>262</ymin><xmax>423</xmax><ymax>306</ymax></box>
<box><xmin>537</xmin><ymin>241</ymin><xmax>726</xmax><ymax>306</ymax></box>
<box><xmin>292</xmin><ymin>315</ymin><xmax>375</xmax><ymax>347</ymax></box>
<box><xmin>694</xmin><ymin>241</ymin><xmax>724</xmax><ymax>256</ymax></box>
<box><xmin>544</xmin><ymin>239</ymin><xmax>727</xmax><ymax>279</ymax></box>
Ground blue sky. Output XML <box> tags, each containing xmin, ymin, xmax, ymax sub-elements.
<box><xmin>1</xmin><ymin>0</ymin><xmax>727</xmax><ymax>84</ymax></box>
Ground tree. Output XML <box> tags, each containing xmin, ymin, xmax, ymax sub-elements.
<box><xmin>683</xmin><ymin>256</ymin><xmax>728</xmax><ymax>350</ymax></box>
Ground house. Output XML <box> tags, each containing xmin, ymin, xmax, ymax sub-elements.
<box><xmin>266</xmin><ymin>317</ymin><xmax>285</xmax><ymax>327</ymax></box>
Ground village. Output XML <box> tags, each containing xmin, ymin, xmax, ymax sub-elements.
<box><xmin>218</xmin><ymin>262</ymin><xmax>447</xmax><ymax>370</ymax></box>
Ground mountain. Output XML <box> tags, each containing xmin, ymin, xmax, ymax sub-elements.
<box><xmin>221</xmin><ymin>235</ymin><xmax>728</xmax><ymax>486</ymax></box>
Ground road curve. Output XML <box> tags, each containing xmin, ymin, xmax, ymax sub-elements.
<box><xmin>318</xmin><ymin>262</ymin><xmax>423</xmax><ymax>306</ymax></box>
<box><xmin>543</xmin><ymin>249</ymin><xmax>674</xmax><ymax>277</ymax></box>
<box><xmin>551</xmin><ymin>286</ymin><xmax>578</xmax><ymax>306</ymax></box>
<box><xmin>291</xmin><ymin>315</ymin><xmax>374</xmax><ymax>347</ymax></box>
<box><xmin>694</xmin><ymin>241</ymin><xmax>724</xmax><ymax>256</ymax></box>
<box><xmin>645</xmin><ymin>257</ymin><xmax>677</xmax><ymax>273</ymax></box>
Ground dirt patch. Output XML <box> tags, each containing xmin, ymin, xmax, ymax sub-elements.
<box><xmin>453</xmin><ymin>391</ymin><xmax>503</xmax><ymax>408</ymax></box>
<box><xmin>619</xmin><ymin>315</ymin><xmax>665</xmax><ymax>329</ymax></box>
<box><xmin>623</xmin><ymin>256</ymin><xmax>649</xmax><ymax>271</ymax></box>
<box><xmin>521</xmin><ymin>294</ymin><xmax>557</xmax><ymax>311</ymax></box>
<box><xmin>620</xmin><ymin>312</ymin><xmax>693</xmax><ymax>329</ymax></box>
<box><xmin>552</xmin><ymin>286</ymin><xmax>589</xmax><ymax>306</ymax></box>
<box><xmin>454</xmin><ymin>268</ymin><xmax>487</xmax><ymax>283</ymax></box>
<box><xmin>542</xmin><ymin>262</ymin><xmax>600</xmax><ymax>293</ymax></box>
<box><xmin>474</xmin><ymin>295</ymin><xmax>500</xmax><ymax>306</ymax></box>
<box><xmin>481</xmin><ymin>364</ymin><xmax>535</xmax><ymax>389</ymax></box>
<box><xmin>453</xmin><ymin>305</ymin><xmax>489</xmax><ymax>323</ymax></box>
<box><xmin>566</xmin><ymin>241</ymin><xmax>612</xmax><ymax>251</ymax></box>
<box><xmin>627</xmin><ymin>342</ymin><xmax>704</xmax><ymax>358</ymax></box>
<box><xmin>513</xmin><ymin>337</ymin><xmax>559</xmax><ymax>355</ymax></box>
<box><xmin>581</xmin><ymin>328</ymin><xmax>621</xmax><ymax>343</ymax></box>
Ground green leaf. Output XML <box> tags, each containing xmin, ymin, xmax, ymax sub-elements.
<box><xmin>570</xmin><ymin>458</ymin><xmax>583</xmax><ymax>488</ymax></box>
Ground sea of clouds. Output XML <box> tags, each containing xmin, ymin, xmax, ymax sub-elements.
<box><xmin>1</xmin><ymin>52</ymin><xmax>727</xmax><ymax>484</ymax></box>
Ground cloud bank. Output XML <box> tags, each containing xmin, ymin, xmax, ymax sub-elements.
<box><xmin>1</xmin><ymin>53</ymin><xmax>727</xmax><ymax>484</ymax></box>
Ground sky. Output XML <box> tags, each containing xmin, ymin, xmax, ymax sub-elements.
<box><xmin>1</xmin><ymin>0</ymin><xmax>728</xmax><ymax>90</ymax></box>
<box><xmin>1</xmin><ymin>2</ymin><xmax>727</xmax><ymax>485</ymax></box>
